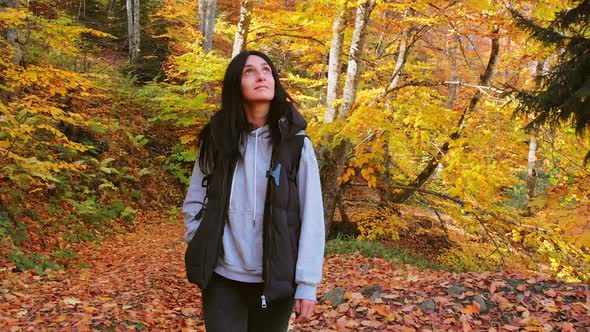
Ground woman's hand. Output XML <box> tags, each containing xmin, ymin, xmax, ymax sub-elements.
<box><xmin>293</xmin><ymin>299</ymin><xmax>316</xmax><ymax>323</ymax></box>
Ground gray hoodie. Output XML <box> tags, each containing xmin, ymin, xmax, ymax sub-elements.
<box><xmin>183</xmin><ymin>125</ymin><xmax>325</xmax><ymax>301</ymax></box>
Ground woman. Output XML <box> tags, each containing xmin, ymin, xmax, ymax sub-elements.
<box><xmin>183</xmin><ymin>50</ymin><xmax>325</xmax><ymax>332</ymax></box>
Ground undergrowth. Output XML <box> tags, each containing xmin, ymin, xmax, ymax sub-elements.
<box><xmin>326</xmin><ymin>234</ymin><xmax>441</xmax><ymax>271</ymax></box>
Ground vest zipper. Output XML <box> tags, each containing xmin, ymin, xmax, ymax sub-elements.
<box><xmin>262</xmin><ymin>150</ymin><xmax>275</xmax><ymax>309</ymax></box>
<box><xmin>262</xmin><ymin>199</ymin><xmax>272</xmax><ymax>309</ymax></box>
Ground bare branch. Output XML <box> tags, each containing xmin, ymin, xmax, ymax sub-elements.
<box><xmin>386</xmin><ymin>184</ymin><xmax>551</xmax><ymax>233</ymax></box>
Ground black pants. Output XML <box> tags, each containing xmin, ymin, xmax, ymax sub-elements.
<box><xmin>202</xmin><ymin>273</ymin><xmax>294</xmax><ymax>332</ymax></box>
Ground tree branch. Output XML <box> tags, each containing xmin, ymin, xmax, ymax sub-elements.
<box><xmin>386</xmin><ymin>184</ymin><xmax>551</xmax><ymax>233</ymax></box>
<box><xmin>247</xmin><ymin>32</ymin><xmax>325</xmax><ymax>45</ymax></box>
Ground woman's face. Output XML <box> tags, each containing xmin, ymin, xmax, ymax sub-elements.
<box><xmin>240</xmin><ymin>55</ymin><xmax>275</xmax><ymax>104</ymax></box>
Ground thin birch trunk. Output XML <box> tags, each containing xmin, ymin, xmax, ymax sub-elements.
<box><xmin>125</xmin><ymin>0</ymin><xmax>140</xmax><ymax>63</ymax></box>
<box><xmin>77</xmin><ymin>0</ymin><xmax>86</xmax><ymax>20</ymax></box>
<box><xmin>320</xmin><ymin>0</ymin><xmax>376</xmax><ymax>239</ymax></box>
<box><xmin>337</xmin><ymin>0</ymin><xmax>375</xmax><ymax>120</ymax></box>
<box><xmin>125</xmin><ymin>0</ymin><xmax>136</xmax><ymax>62</ymax></box>
<box><xmin>375</xmin><ymin>7</ymin><xmax>416</xmax><ymax>104</ymax></box>
<box><xmin>324</xmin><ymin>4</ymin><xmax>346</xmax><ymax>123</ymax></box>
<box><xmin>203</xmin><ymin>0</ymin><xmax>216</xmax><ymax>53</ymax></box>
<box><xmin>526</xmin><ymin>133</ymin><xmax>538</xmax><ymax>202</ymax></box>
<box><xmin>106</xmin><ymin>0</ymin><xmax>115</xmax><ymax>16</ymax></box>
<box><xmin>447</xmin><ymin>34</ymin><xmax>461</xmax><ymax>109</ymax></box>
<box><xmin>318</xmin><ymin>52</ymin><xmax>328</xmax><ymax>106</ymax></box>
<box><xmin>380</xmin><ymin>28</ymin><xmax>407</xmax><ymax>101</ymax></box>
<box><xmin>526</xmin><ymin>60</ymin><xmax>544</xmax><ymax>215</ymax></box>
<box><xmin>1</xmin><ymin>0</ymin><xmax>23</xmax><ymax>65</ymax></box>
<box><xmin>198</xmin><ymin>0</ymin><xmax>207</xmax><ymax>35</ymax></box>
<box><xmin>133</xmin><ymin>0</ymin><xmax>140</xmax><ymax>60</ymax></box>
<box><xmin>232</xmin><ymin>0</ymin><xmax>254</xmax><ymax>58</ymax></box>
<box><xmin>377</xmin><ymin>25</ymin><xmax>411</xmax><ymax>200</ymax></box>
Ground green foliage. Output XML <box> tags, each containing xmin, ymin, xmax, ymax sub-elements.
<box><xmin>326</xmin><ymin>234</ymin><xmax>439</xmax><ymax>270</ymax></box>
<box><xmin>50</xmin><ymin>248</ymin><xmax>78</xmax><ymax>268</ymax></box>
<box><xmin>138</xmin><ymin>47</ymin><xmax>228</xmax><ymax>183</ymax></box>
<box><xmin>69</xmin><ymin>197</ymin><xmax>135</xmax><ymax>225</ymax></box>
<box><xmin>510</xmin><ymin>1</ymin><xmax>590</xmax><ymax>161</ymax></box>
<box><xmin>8</xmin><ymin>246</ymin><xmax>59</xmax><ymax>273</ymax></box>
<box><xmin>128</xmin><ymin>134</ymin><xmax>149</xmax><ymax>148</ymax></box>
<box><xmin>0</xmin><ymin>212</ymin><xmax>28</xmax><ymax>246</ymax></box>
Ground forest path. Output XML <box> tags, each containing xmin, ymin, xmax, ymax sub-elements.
<box><xmin>1</xmin><ymin>213</ymin><xmax>589</xmax><ymax>331</ymax></box>
<box><xmin>1</xmin><ymin>212</ymin><xmax>204</xmax><ymax>331</ymax></box>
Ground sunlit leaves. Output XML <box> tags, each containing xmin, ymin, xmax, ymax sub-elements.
<box><xmin>0</xmin><ymin>8</ymin><xmax>28</xmax><ymax>27</ymax></box>
<box><xmin>132</xmin><ymin>0</ymin><xmax>590</xmax><ymax>282</ymax></box>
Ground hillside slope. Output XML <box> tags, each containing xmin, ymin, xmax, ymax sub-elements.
<box><xmin>1</xmin><ymin>218</ymin><xmax>587</xmax><ymax>331</ymax></box>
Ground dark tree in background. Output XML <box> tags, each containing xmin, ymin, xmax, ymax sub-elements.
<box><xmin>510</xmin><ymin>0</ymin><xmax>590</xmax><ymax>162</ymax></box>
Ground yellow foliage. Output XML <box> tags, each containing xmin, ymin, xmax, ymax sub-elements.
<box><xmin>356</xmin><ymin>205</ymin><xmax>407</xmax><ymax>241</ymax></box>
<box><xmin>338</xmin><ymin>167</ymin><xmax>356</xmax><ymax>184</ymax></box>
<box><xmin>0</xmin><ymin>8</ymin><xmax>28</xmax><ymax>26</ymax></box>
<box><xmin>438</xmin><ymin>242</ymin><xmax>506</xmax><ymax>273</ymax></box>
<box><xmin>0</xmin><ymin>5</ymin><xmax>105</xmax><ymax>187</ymax></box>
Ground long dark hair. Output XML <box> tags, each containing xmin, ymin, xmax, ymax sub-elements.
<box><xmin>198</xmin><ymin>50</ymin><xmax>295</xmax><ymax>175</ymax></box>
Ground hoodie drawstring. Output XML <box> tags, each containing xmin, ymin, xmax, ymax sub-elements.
<box><xmin>253</xmin><ymin>128</ymin><xmax>259</xmax><ymax>226</ymax></box>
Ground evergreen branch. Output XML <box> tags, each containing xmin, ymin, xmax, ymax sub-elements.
<box><xmin>508</xmin><ymin>7</ymin><xmax>567</xmax><ymax>47</ymax></box>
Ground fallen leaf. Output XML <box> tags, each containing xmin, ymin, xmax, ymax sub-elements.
<box><xmin>62</xmin><ymin>297</ymin><xmax>82</xmax><ymax>305</ymax></box>
<box><xmin>361</xmin><ymin>320</ymin><xmax>383</xmax><ymax>328</ymax></box>
<box><xmin>501</xmin><ymin>325</ymin><xmax>520</xmax><ymax>331</ymax></box>
<box><xmin>543</xmin><ymin>289</ymin><xmax>557</xmax><ymax>297</ymax></box>
<box><xmin>461</xmin><ymin>301</ymin><xmax>481</xmax><ymax>315</ymax></box>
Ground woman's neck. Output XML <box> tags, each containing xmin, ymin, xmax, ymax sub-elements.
<box><xmin>243</xmin><ymin>102</ymin><xmax>270</xmax><ymax>128</ymax></box>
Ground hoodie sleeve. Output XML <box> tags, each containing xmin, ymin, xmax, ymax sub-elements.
<box><xmin>294</xmin><ymin>137</ymin><xmax>326</xmax><ymax>301</ymax></box>
<box><xmin>183</xmin><ymin>159</ymin><xmax>207</xmax><ymax>243</ymax></box>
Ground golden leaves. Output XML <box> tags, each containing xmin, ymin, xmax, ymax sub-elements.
<box><xmin>0</xmin><ymin>8</ymin><xmax>29</xmax><ymax>26</ymax></box>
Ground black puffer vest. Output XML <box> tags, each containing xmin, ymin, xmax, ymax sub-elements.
<box><xmin>185</xmin><ymin>107</ymin><xmax>307</xmax><ymax>305</ymax></box>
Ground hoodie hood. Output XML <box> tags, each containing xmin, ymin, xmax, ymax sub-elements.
<box><xmin>208</xmin><ymin>104</ymin><xmax>307</xmax><ymax>153</ymax></box>
<box><xmin>279</xmin><ymin>105</ymin><xmax>307</xmax><ymax>139</ymax></box>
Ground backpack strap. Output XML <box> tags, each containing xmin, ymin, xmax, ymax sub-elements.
<box><xmin>286</xmin><ymin>134</ymin><xmax>308</xmax><ymax>183</ymax></box>
<box><xmin>195</xmin><ymin>174</ymin><xmax>210</xmax><ymax>220</ymax></box>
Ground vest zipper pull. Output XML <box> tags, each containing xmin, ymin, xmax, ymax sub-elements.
<box><xmin>261</xmin><ymin>295</ymin><xmax>267</xmax><ymax>309</ymax></box>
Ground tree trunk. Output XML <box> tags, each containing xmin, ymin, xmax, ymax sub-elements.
<box><xmin>337</xmin><ymin>0</ymin><xmax>375</xmax><ymax>120</ymax></box>
<box><xmin>133</xmin><ymin>0</ymin><xmax>140</xmax><ymax>60</ymax></box>
<box><xmin>232</xmin><ymin>0</ymin><xmax>254</xmax><ymax>58</ymax></box>
<box><xmin>125</xmin><ymin>0</ymin><xmax>136</xmax><ymax>62</ymax></box>
<box><xmin>389</xmin><ymin>29</ymin><xmax>500</xmax><ymax>203</ymax></box>
<box><xmin>106</xmin><ymin>0</ymin><xmax>115</xmax><ymax>16</ymax></box>
<box><xmin>77</xmin><ymin>0</ymin><xmax>86</xmax><ymax>20</ymax></box>
<box><xmin>526</xmin><ymin>131</ymin><xmax>538</xmax><ymax>203</ymax></box>
<box><xmin>379</xmin><ymin>28</ymin><xmax>407</xmax><ymax>102</ymax></box>
<box><xmin>324</xmin><ymin>4</ymin><xmax>346</xmax><ymax>123</ymax></box>
<box><xmin>198</xmin><ymin>0</ymin><xmax>207</xmax><ymax>35</ymax></box>
<box><xmin>318</xmin><ymin>140</ymin><xmax>349</xmax><ymax>240</ymax></box>
<box><xmin>1</xmin><ymin>0</ymin><xmax>23</xmax><ymax>65</ymax></box>
<box><xmin>202</xmin><ymin>0</ymin><xmax>216</xmax><ymax>53</ymax></box>
<box><xmin>525</xmin><ymin>59</ymin><xmax>544</xmax><ymax>215</ymax></box>
<box><xmin>320</xmin><ymin>0</ymin><xmax>376</xmax><ymax>239</ymax></box>
<box><xmin>372</xmin><ymin>14</ymin><xmax>414</xmax><ymax>200</ymax></box>
<box><xmin>447</xmin><ymin>34</ymin><xmax>460</xmax><ymax>110</ymax></box>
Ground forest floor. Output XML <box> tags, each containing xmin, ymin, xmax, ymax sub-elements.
<box><xmin>1</xmin><ymin>213</ymin><xmax>589</xmax><ymax>331</ymax></box>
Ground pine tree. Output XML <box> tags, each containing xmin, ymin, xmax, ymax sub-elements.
<box><xmin>510</xmin><ymin>0</ymin><xmax>590</xmax><ymax>162</ymax></box>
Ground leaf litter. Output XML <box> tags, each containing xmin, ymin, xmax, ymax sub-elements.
<box><xmin>1</xmin><ymin>218</ymin><xmax>588</xmax><ymax>331</ymax></box>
